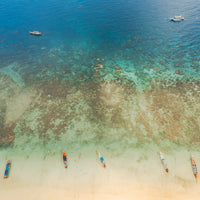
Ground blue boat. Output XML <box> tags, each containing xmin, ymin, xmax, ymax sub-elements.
<box><xmin>4</xmin><ymin>160</ymin><xmax>11</xmax><ymax>178</ymax></box>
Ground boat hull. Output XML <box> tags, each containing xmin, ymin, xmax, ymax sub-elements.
<box><xmin>160</xmin><ymin>152</ymin><xmax>168</xmax><ymax>172</ymax></box>
<box><xmin>4</xmin><ymin>160</ymin><xmax>11</xmax><ymax>178</ymax></box>
<box><xmin>29</xmin><ymin>31</ymin><xmax>42</xmax><ymax>36</ymax></box>
<box><xmin>63</xmin><ymin>152</ymin><xmax>68</xmax><ymax>168</ymax></box>
<box><xmin>170</xmin><ymin>16</ymin><xmax>184</xmax><ymax>22</ymax></box>
<box><xmin>191</xmin><ymin>156</ymin><xmax>198</xmax><ymax>179</ymax></box>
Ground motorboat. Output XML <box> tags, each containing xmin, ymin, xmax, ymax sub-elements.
<box><xmin>29</xmin><ymin>31</ymin><xmax>42</xmax><ymax>36</ymax></box>
<box><xmin>170</xmin><ymin>16</ymin><xmax>184</xmax><ymax>22</ymax></box>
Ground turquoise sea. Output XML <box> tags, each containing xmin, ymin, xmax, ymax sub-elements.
<box><xmin>0</xmin><ymin>0</ymin><xmax>200</xmax><ymax>169</ymax></box>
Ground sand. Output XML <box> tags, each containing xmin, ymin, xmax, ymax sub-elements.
<box><xmin>0</xmin><ymin>146</ymin><xmax>199</xmax><ymax>200</ymax></box>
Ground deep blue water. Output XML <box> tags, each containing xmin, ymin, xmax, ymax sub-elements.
<box><xmin>0</xmin><ymin>0</ymin><xmax>200</xmax><ymax>84</ymax></box>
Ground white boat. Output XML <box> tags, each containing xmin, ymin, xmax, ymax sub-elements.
<box><xmin>170</xmin><ymin>16</ymin><xmax>184</xmax><ymax>22</ymax></box>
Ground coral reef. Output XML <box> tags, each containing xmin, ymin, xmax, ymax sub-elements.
<box><xmin>0</xmin><ymin>72</ymin><xmax>200</xmax><ymax>149</ymax></box>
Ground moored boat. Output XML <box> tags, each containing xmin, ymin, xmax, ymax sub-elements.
<box><xmin>29</xmin><ymin>31</ymin><xmax>42</xmax><ymax>36</ymax></box>
<box><xmin>4</xmin><ymin>160</ymin><xmax>11</xmax><ymax>178</ymax></box>
<box><xmin>63</xmin><ymin>150</ymin><xmax>68</xmax><ymax>168</ymax></box>
<box><xmin>170</xmin><ymin>16</ymin><xmax>184</xmax><ymax>22</ymax></box>
<box><xmin>191</xmin><ymin>156</ymin><xmax>198</xmax><ymax>179</ymax></box>
<box><xmin>97</xmin><ymin>151</ymin><xmax>106</xmax><ymax>168</ymax></box>
<box><xmin>160</xmin><ymin>152</ymin><xmax>168</xmax><ymax>172</ymax></box>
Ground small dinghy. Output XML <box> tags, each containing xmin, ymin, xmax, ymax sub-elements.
<box><xmin>160</xmin><ymin>152</ymin><xmax>168</xmax><ymax>172</ymax></box>
<box><xmin>170</xmin><ymin>16</ymin><xmax>184</xmax><ymax>22</ymax></box>
<box><xmin>4</xmin><ymin>160</ymin><xmax>11</xmax><ymax>178</ymax></box>
<box><xmin>29</xmin><ymin>31</ymin><xmax>42</xmax><ymax>36</ymax></box>
<box><xmin>191</xmin><ymin>156</ymin><xmax>198</xmax><ymax>179</ymax></box>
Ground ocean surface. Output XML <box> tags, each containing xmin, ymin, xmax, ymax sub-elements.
<box><xmin>0</xmin><ymin>0</ymin><xmax>200</xmax><ymax>158</ymax></box>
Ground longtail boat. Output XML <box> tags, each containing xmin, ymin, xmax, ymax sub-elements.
<box><xmin>4</xmin><ymin>160</ymin><xmax>11</xmax><ymax>178</ymax></box>
<box><xmin>160</xmin><ymin>152</ymin><xmax>168</xmax><ymax>172</ymax></box>
<box><xmin>62</xmin><ymin>150</ymin><xmax>68</xmax><ymax>168</ymax></box>
<box><xmin>97</xmin><ymin>151</ymin><xmax>106</xmax><ymax>168</ymax></box>
<box><xmin>191</xmin><ymin>156</ymin><xmax>198</xmax><ymax>179</ymax></box>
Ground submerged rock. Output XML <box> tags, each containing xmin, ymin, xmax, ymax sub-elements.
<box><xmin>176</xmin><ymin>70</ymin><xmax>184</xmax><ymax>75</ymax></box>
<box><xmin>0</xmin><ymin>124</ymin><xmax>15</xmax><ymax>147</ymax></box>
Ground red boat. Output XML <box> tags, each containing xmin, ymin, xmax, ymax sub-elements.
<box><xmin>29</xmin><ymin>31</ymin><xmax>42</xmax><ymax>36</ymax></box>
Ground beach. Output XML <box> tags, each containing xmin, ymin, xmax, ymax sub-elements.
<box><xmin>0</xmin><ymin>146</ymin><xmax>200</xmax><ymax>200</ymax></box>
<box><xmin>1</xmin><ymin>0</ymin><xmax>200</xmax><ymax>199</ymax></box>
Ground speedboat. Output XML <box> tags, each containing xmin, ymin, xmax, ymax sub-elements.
<box><xmin>29</xmin><ymin>31</ymin><xmax>42</xmax><ymax>36</ymax></box>
<box><xmin>170</xmin><ymin>16</ymin><xmax>184</xmax><ymax>22</ymax></box>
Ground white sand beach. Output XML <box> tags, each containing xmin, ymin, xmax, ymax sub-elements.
<box><xmin>0</xmin><ymin>147</ymin><xmax>199</xmax><ymax>200</ymax></box>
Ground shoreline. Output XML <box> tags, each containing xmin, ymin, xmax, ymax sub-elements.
<box><xmin>0</xmin><ymin>148</ymin><xmax>199</xmax><ymax>199</ymax></box>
